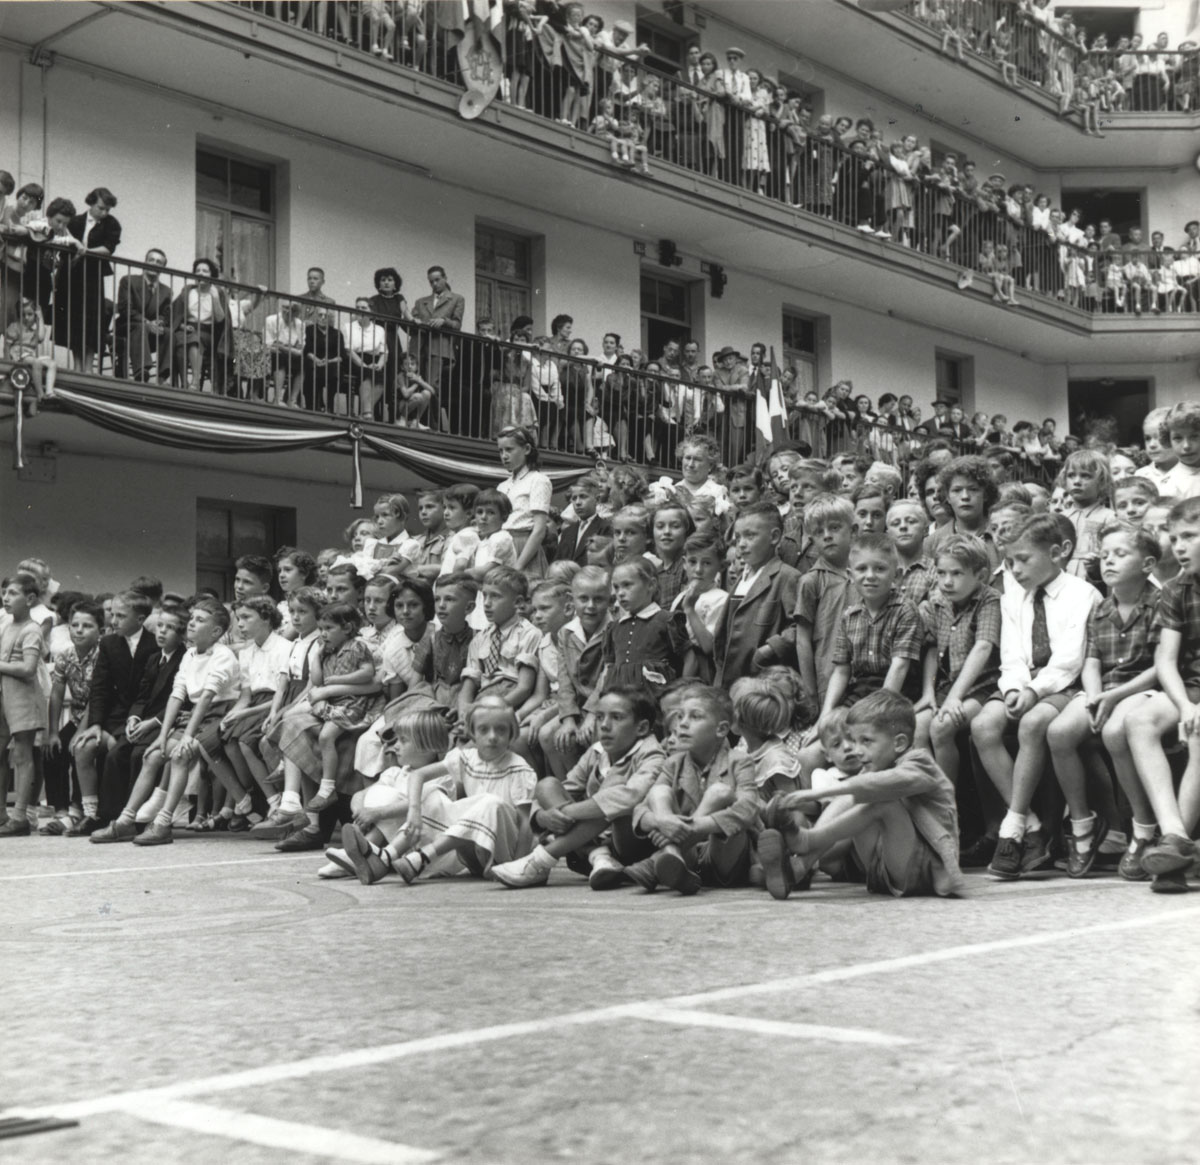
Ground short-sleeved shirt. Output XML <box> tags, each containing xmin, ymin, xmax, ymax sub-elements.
<box><xmin>240</xmin><ymin>631</ymin><xmax>292</xmax><ymax>695</ymax></box>
<box><xmin>52</xmin><ymin>645</ymin><xmax>99</xmax><ymax>725</ymax></box>
<box><xmin>920</xmin><ymin>585</ymin><xmax>1002</xmax><ymax>702</ymax></box>
<box><xmin>736</xmin><ymin>737</ymin><xmax>803</xmax><ymax>792</ymax></box>
<box><xmin>499</xmin><ymin>467</ymin><xmax>553</xmax><ymax>533</ymax></box>
<box><xmin>670</xmin><ymin>587</ymin><xmax>729</xmax><ymax>645</ymax></box>
<box><xmin>444</xmin><ymin>746</ymin><xmax>537</xmax><ymax>807</ymax></box>
<box><xmin>646</xmin><ymin>743</ymin><xmax>760</xmax><ymax>836</ymax></box>
<box><xmin>895</xmin><ymin>558</ymin><xmax>935</xmax><ymax>608</ymax></box>
<box><xmin>463</xmin><ymin>616</ymin><xmax>542</xmax><ymax>691</ymax></box>
<box><xmin>379</xmin><ymin>623</ymin><xmax>433</xmax><ymax>689</ymax></box>
<box><xmin>832</xmin><ymin>592</ymin><xmax>924</xmax><ymax>680</ymax></box>
<box><xmin>172</xmin><ymin>643</ymin><xmax>241</xmax><ymax>705</ymax></box>
<box><xmin>1153</xmin><ymin>572</ymin><xmax>1200</xmax><ymax>687</ymax></box>
<box><xmin>1087</xmin><ymin>584</ymin><xmax>1160</xmax><ymax>691</ymax></box>
<box><xmin>397</xmin><ymin>530</ymin><xmax>448</xmax><ymax>573</ymax></box>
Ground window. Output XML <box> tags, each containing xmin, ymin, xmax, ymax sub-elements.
<box><xmin>782</xmin><ymin>310</ymin><xmax>819</xmax><ymax>398</ymax></box>
<box><xmin>934</xmin><ymin>350</ymin><xmax>973</xmax><ymax>408</ymax></box>
<box><xmin>1061</xmin><ymin>188</ymin><xmax>1143</xmax><ymax>240</ymax></box>
<box><xmin>196</xmin><ymin>499</ymin><xmax>296</xmax><ymax>600</ymax></box>
<box><xmin>777</xmin><ymin>72</ymin><xmax>824</xmax><ymax>117</ymax></box>
<box><xmin>640</xmin><ymin>272</ymin><xmax>691</xmax><ymax>357</ymax></box>
<box><xmin>196</xmin><ymin>147</ymin><xmax>275</xmax><ymax>288</ymax></box>
<box><xmin>476</xmin><ymin>225</ymin><xmax>533</xmax><ymax>338</ymax></box>
<box><xmin>635</xmin><ymin>16</ymin><xmax>696</xmax><ymax>72</ymax></box>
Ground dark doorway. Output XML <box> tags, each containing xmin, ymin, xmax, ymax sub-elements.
<box><xmin>1061</xmin><ymin>188</ymin><xmax>1143</xmax><ymax>238</ymax></box>
<box><xmin>1068</xmin><ymin>379</ymin><xmax>1151</xmax><ymax>446</ymax></box>
<box><xmin>1067</xmin><ymin>8</ymin><xmax>1139</xmax><ymax>45</ymax></box>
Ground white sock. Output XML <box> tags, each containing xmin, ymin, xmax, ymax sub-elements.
<box><xmin>1025</xmin><ymin>811</ymin><xmax>1042</xmax><ymax>835</ymax></box>
<box><xmin>588</xmin><ymin>845</ymin><xmax>613</xmax><ymax>867</ymax></box>
<box><xmin>219</xmin><ymin>806</ymin><xmax>234</xmax><ymax>820</ymax></box>
<box><xmin>117</xmin><ymin>808</ymin><xmax>136</xmax><ymax>825</ymax></box>
<box><xmin>9</xmin><ymin>805</ymin><xmax>28</xmax><ymax>823</ymax></box>
<box><xmin>306</xmin><ymin>811</ymin><xmax>320</xmax><ymax>830</ymax></box>
<box><xmin>142</xmin><ymin>788</ymin><xmax>167</xmax><ymax>817</ymax></box>
<box><xmin>530</xmin><ymin>843</ymin><xmax>558</xmax><ymax>868</ymax></box>
<box><xmin>1132</xmin><ymin>819</ymin><xmax>1157</xmax><ymax>842</ymax></box>
<box><xmin>280</xmin><ymin>791</ymin><xmax>302</xmax><ymax>813</ymax></box>
<box><xmin>1070</xmin><ymin>813</ymin><xmax>1097</xmax><ymax>853</ymax></box>
<box><xmin>234</xmin><ymin>794</ymin><xmax>254</xmax><ymax>816</ymax></box>
<box><xmin>316</xmin><ymin>779</ymin><xmax>336</xmax><ymax>798</ymax></box>
<box><xmin>82</xmin><ymin>796</ymin><xmax>99</xmax><ymax>818</ymax></box>
<box><xmin>998</xmin><ymin>810</ymin><xmax>1027</xmax><ymax>841</ymax></box>
<box><xmin>267</xmin><ymin>792</ymin><xmax>281</xmax><ymax>812</ymax></box>
<box><xmin>154</xmin><ymin>809</ymin><xmax>172</xmax><ymax>829</ymax></box>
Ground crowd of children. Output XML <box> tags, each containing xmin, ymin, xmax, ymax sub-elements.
<box><xmin>5</xmin><ymin>403</ymin><xmax>1200</xmax><ymax>899</ymax></box>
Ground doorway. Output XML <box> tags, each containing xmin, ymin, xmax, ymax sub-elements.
<box><xmin>1060</xmin><ymin>188</ymin><xmax>1143</xmax><ymax>238</ymax></box>
<box><xmin>1067</xmin><ymin>379</ymin><xmax>1151</xmax><ymax>446</ymax></box>
<box><xmin>1062</xmin><ymin>8</ymin><xmax>1138</xmax><ymax>45</ymax></box>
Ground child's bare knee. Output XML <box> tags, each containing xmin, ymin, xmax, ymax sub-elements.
<box><xmin>535</xmin><ymin>776</ymin><xmax>567</xmax><ymax>807</ymax></box>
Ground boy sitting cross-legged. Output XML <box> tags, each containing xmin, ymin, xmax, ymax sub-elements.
<box><xmin>490</xmin><ymin>686</ymin><xmax>665</xmax><ymax>890</ymax></box>
<box><xmin>1046</xmin><ymin>522</ymin><xmax>1161</xmax><ymax>878</ymax></box>
<box><xmin>758</xmin><ymin>690</ymin><xmax>965</xmax><ymax>900</ymax></box>
<box><xmin>630</xmin><ymin>686</ymin><xmax>761</xmax><ymax>895</ymax></box>
<box><xmin>970</xmin><ymin>514</ymin><xmax>1101</xmax><ymax>879</ymax></box>
<box><xmin>1122</xmin><ymin>497</ymin><xmax>1200</xmax><ymax>890</ymax></box>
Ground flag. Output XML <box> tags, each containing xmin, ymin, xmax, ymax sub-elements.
<box><xmin>755</xmin><ymin>346</ymin><xmax>788</xmax><ymax>448</ymax></box>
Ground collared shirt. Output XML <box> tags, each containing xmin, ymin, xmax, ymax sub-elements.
<box><xmin>52</xmin><ymin>644</ymin><xmax>99</xmax><ymax>725</ymax></box>
<box><xmin>281</xmin><ymin>629</ymin><xmax>320</xmax><ymax>682</ymax></box>
<box><xmin>398</xmin><ymin>529</ymin><xmax>449</xmax><ymax>573</ymax></box>
<box><xmin>735</xmin><ymin>736</ymin><xmax>804</xmax><ymax>792</ymax></box>
<box><xmin>499</xmin><ymin>466</ymin><xmax>553</xmax><ymax>532</ymax></box>
<box><xmin>343</xmin><ymin>318</ymin><xmax>388</xmax><ymax>361</ymax></box>
<box><xmin>431</xmin><ymin>624</ymin><xmax>473</xmax><ymax>705</ymax></box>
<box><xmin>895</xmin><ymin>558</ymin><xmax>935</xmax><ymax>607</ymax></box>
<box><xmin>639</xmin><ymin>743</ymin><xmax>759</xmax><ymax>836</ymax></box>
<box><xmin>555</xmin><ymin>615</ymin><xmax>610</xmax><ymax>719</ymax></box>
<box><xmin>239</xmin><ymin>631</ymin><xmax>291</xmax><ymax>694</ymax></box>
<box><xmin>172</xmin><ymin>643</ymin><xmax>240</xmax><ymax>705</ymax></box>
<box><xmin>264</xmin><ymin>313</ymin><xmax>305</xmax><ymax>349</ymax></box>
<box><xmin>563</xmin><ymin>735</ymin><xmax>665</xmax><ymax>821</ymax></box>
<box><xmin>1161</xmin><ymin>462</ymin><xmax>1200</xmax><ymax>501</ymax></box>
<box><xmin>125</xmin><ymin>628</ymin><xmax>145</xmax><ymax>659</ymax></box>
<box><xmin>379</xmin><ymin>623</ymin><xmax>433</xmax><ymax>689</ymax></box>
<box><xmin>463</xmin><ymin>615</ymin><xmax>542</xmax><ymax>690</ymax></box>
<box><xmin>832</xmin><ymin>592</ymin><xmax>923</xmax><ymax>679</ymax></box>
<box><xmin>444</xmin><ymin>746</ymin><xmax>536</xmax><ymax>807</ymax></box>
<box><xmin>998</xmin><ymin>570</ymin><xmax>1101</xmax><ymax>696</ymax></box>
<box><xmin>1154</xmin><ymin>572</ymin><xmax>1200</xmax><ymax>687</ymax></box>
<box><xmin>920</xmin><ymin>585</ymin><xmax>1001</xmax><ymax>696</ymax></box>
<box><xmin>1087</xmin><ymin>583</ymin><xmax>1160</xmax><ymax>690</ymax></box>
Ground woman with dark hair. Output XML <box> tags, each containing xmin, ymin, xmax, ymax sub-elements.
<box><xmin>166</xmin><ymin>257</ymin><xmax>232</xmax><ymax>393</ymax></box>
<box><xmin>53</xmin><ymin>187</ymin><xmax>121</xmax><ymax>372</ymax></box>
<box><xmin>1</xmin><ymin>182</ymin><xmax>45</xmax><ymax>327</ymax></box>
<box><xmin>367</xmin><ymin>265</ymin><xmax>409</xmax><ymax>402</ymax></box>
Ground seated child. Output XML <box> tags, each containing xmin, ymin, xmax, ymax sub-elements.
<box><xmin>1047</xmin><ymin>522</ymin><xmax>1161</xmax><ymax>878</ymax></box>
<box><xmin>730</xmin><ymin>677</ymin><xmax>804</xmax><ymax>797</ymax></box>
<box><xmin>887</xmin><ymin>499</ymin><xmax>933</xmax><ymax>605</ymax></box>
<box><xmin>970</xmin><ymin>514</ymin><xmax>1101</xmax><ymax>879</ymax></box>
<box><xmin>1143</xmin><ymin>503</ymin><xmax>1180</xmax><ymax>588</ymax></box>
<box><xmin>673</xmin><ymin>531</ymin><xmax>728</xmax><ymax>682</ymax></box>
<box><xmin>758</xmin><ymin>690</ymin><xmax>966</xmax><ymax>899</ymax></box>
<box><xmin>343</xmin><ymin>696</ymin><xmax>538</xmax><ymax>883</ymax></box>
<box><xmin>630</xmin><ymin>686</ymin><xmax>760</xmax><ymax>895</ymax></box>
<box><xmin>490</xmin><ymin>686</ymin><xmax>664</xmax><ymax>889</ymax></box>
<box><xmin>468</xmin><ymin>489</ymin><xmax>518</xmax><ymax>629</ymax></box>
<box><xmin>1135</xmin><ymin>407</ymin><xmax>1177</xmax><ymax>496</ymax></box>
<box><xmin>439</xmin><ymin>483</ymin><xmax>482</xmax><ymax>575</ymax></box>
<box><xmin>516</xmin><ymin>579</ymin><xmax>573</xmax><ymax>744</ymax></box>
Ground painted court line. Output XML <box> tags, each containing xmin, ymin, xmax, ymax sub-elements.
<box><xmin>11</xmin><ymin>904</ymin><xmax>1198</xmax><ymax>1125</ymax></box>
<box><xmin>119</xmin><ymin>1098</ymin><xmax>438</xmax><ymax>1164</ymax></box>
<box><xmin>0</xmin><ymin>853</ymin><xmax>317</xmax><ymax>882</ymax></box>
<box><xmin>626</xmin><ymin>1004</ymin><xmax>911</xmax><ymax>1046</ymax></box>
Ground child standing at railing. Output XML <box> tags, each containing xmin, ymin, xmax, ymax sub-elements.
<box><xmin>884</xmin><ymin>141</ymin><xmax>915</xmax><ymax>248</ymax></box>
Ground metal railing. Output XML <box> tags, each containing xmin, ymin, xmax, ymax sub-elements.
<box><xmin>897</xmin><ymin>1</ymin><xmax>1199</xmax><ymax>114</ymax></box>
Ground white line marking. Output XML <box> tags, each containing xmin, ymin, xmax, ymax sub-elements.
<box><xmin>119</xmin><ymin>1099</ymin><xmax>438</xmax><ymax>1164</ymax></box>
<box><xmin>626</xmin><ymin>1004</ymin><xmax>911</xmax><ymax>1046</ymax></box>
<box><xmin>0</xmin><ymin>854</ymin><xmax>317</xmax><ymax>881</ymax></box>
<box><xmin>10</xmin><ymin>904</ymin><xmax>1199</xmax><ymax>1123</ymax></box>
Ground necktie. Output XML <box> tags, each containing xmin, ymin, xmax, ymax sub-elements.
<box><xmin>1031</xmin><ymin>586</ymin><xmax>1051</xmax><ymax>671</ymax></box>
<box><xmin>484</xmin><ymin>627</ymin><xmax>503</xmax><ymax>676</ymax></box>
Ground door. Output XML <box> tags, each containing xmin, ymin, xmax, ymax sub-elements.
<box><xmin>1067</xmin><ymin>379</ymin><xmax>1150</xmax><ymax>446</ymax></box>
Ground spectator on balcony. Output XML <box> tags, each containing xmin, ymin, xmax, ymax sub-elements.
<box><xmin>23</xmin><ymin>197</ymin><xmax>76</xmax><ymax>325</ymax></box>
<box><xmin>54</xmin><ymin>187</ymin><xmax>121</xmax><ymax>374</ymax></box>
<box><xmin>1178</xmin><ymin>220</ymin><xmax>1200</xmax><ymax>310</ymax></box>
<box><xmin>560</xmin><ymin>336</ymin><xmax>590</xmax><ymax>453</ymax></box>
<box><xmin>367</xmin><ymin>265</ymin><xmax>410</xmax><ymax>402</ymax></box>
<box><xmin>1175</xmin><ymin>41</ymin><xmax>1198</xmax><ymax>113</ymax></box>
<box><xmin>594</xmin><ymin>18</ymin><xmax>648</xmax><ymax>106</ymax></box>
<box><xmin>558</xmin><ymin>2</ymin><xmax>594</xmax><ymax>129</ymax></box>
<box><xmin>720</xmin><ymin>47</ymin><xmax>752</xmax><ymax>189</ymax></box>
<box><xmin>298</xmin><ymin>266</ymin><xmax>334</xmax><ymax>323</ymax></box>
<box><xmin>1</xmin><ymin>182</ymin><xmax>44</xmax><ymax>328</ymax></box>
<box><xmin>679</xmin><ymin>339</ymin><xmax>701</xmax><ymax>383</ymax></box>
<box><xmin>114</xmin><ymin>248</ymin><xmax>171</xmax><ymax>382</ymax></box>
<box><xmin>743</xmin><ymin>73</ymin><xmax>772</xmax><ymax>197</ymax></box>
<box><xmin>3</xmin><ymin>295</ymin><xmax>56</xmax><ymax>411</ymax></box>
<box><xmin>505</xmin><ymin>0</ymin><xmax>537</xmax><ymax>109</ymax></box>
<box><xmin>303</xmin><ymin>305</ymin><xmax>348</xmax><ymax>412</ymax></box>
<box><xmin>713</xmin><ymin>345</ymin><xmax>750</xmax><ymax>464</ymax></box>
<box><xmin>547</xmin><ymin>313</ymin><xmax>572</xmax><ymax>358</ymax></box>
<box><xmin>494</xmin><ymin>314</ymin><xmax>537</xmax><ymax>433</ymax></box>
<box><xmin>692</xmin><ymin>52</ymin><xmax>727</xmax><ymax>180</ymax></box>
<box><xmin>264</xmin><ymin>299</ymin><xmax>305</xmax><ymax>407</ymax></box>
<box><xmin>529</xmin><ymin>3</ymin><xmax>563</xmax><ymax>121</ymax></box>
<box><xmin>460</xmin><ymin>315</ymin><xmax>501</xmax><ymax>437</ymax></box>
<box><xmin>344</xmin><ymin>296</ymin><xmax>389</xmax><ymax>420</ymax></box>
<box><xmin>167</xmin><ymin>257</ymin><xmax>231</xmax><ymax>394</ymax></box>
<box><xmin>411</xmin><ymin>265</ymin><xmax>464</xmax><ymax>415</ymax></box>
<box><xmin>635</xmin><ymin>75</ymin><xmax>671</xmax><ymax>161</ymax></box>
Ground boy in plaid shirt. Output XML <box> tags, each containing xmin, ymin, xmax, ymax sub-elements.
<box><xmin>917</xmin><ymin>534</ymin><xmax>1001</xmax><ymax>793</ymax></box>
<box><xmin>1047</xmin><ymin>523</ymin><xmax>1161</xmax><ymax>879</ymax></box>
<box><xmin>887</xmin><ymin>499</ymin><xmax>934</xmax><ymax>606</ymax></box>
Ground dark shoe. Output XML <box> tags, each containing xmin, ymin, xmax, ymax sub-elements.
<box><xmin>1151</xmin><ymin>868</ymin><xmax>1190</xmax><ymax>894</ymax></box>
<box><xmin>653</xmin><ymin>846</ymin><xmax>700</xmax><ymax>896</ymax></box>
<box><xmin>757</xmin><ymin>829</ymin><xmax>793</xmax><ymax>901</ymax></box>
<box><xmin>227</xmin><ymin>814</ymin><xmax>254</xmax><ymax>833</ymax></box>
<box><xmin>587</xmin><ymin>850</ymin><xmax>626</xmax><ymax>890</ymax></box>
<box><xmin>66</xmin><ymin>815</ymin><xmax>102</xmax><ymax>837</ymax></box>
<box><xmin>306</xmin><ymin>787</ymin><xmax>338</xmax><ymax>813</ymax></box>
<box><xmin>761</xmin><ymin>794</ymin><xmax>796</xmax><ymax>834</ymax></box>
<box><xmin>0</xmin><ymin>817</ymin><xmax>32</xmax><ymax>838</ymax></box>
<box><xmin>988</xmin><ymin>836</ymin><xmax>1023</xmax><ymax>880</ymax></box>
<box><xmin>343</xmin><ymin>823</ymin><xmax>394</xmax><ymax>885</ymax></box>
<box><xmin>38</xmin><ymin>816</ymin><xmax>73</xmax><ymax>836</ymax></box>
<box><xmin>564</xmin><ymin>849</ymin><xmax>592</xmax><ymax>879</ymax></box>
<box><xmin>959</xmin><ymin>834</ymin><xmax>998</xmax><ymax>868</ymax></box>
<box><xmin>1119</xmin><ymin>836</ymin><xmax>1153</xmax><ymax>882</ymax></box>
<box><xmin>132</xmin><ymin>821</ymin><xmax>173</xmax><ymax>846</ymax></box>
<box><xmin>249</xmin><ymin>808</ymin><xmax>308</xmax><ymax>841</ymax></box>
<box><xmin>90</xmin><ymin>820</ymin><xmax>137</xmax><ymax>844</ymax></box>
<box><xmin>1065</xmin><ymin>815</ymin><xmax>1108</xmax><ymax>878</ymax></box>
<box><xmin>623</xmin><ymin>857</ymin><xmax>658</xmax><ymax>891</ymax></box>
<box><xmin>275</xmin><ymin>828</ymin><xmax>323</xmax><ymax>853</ymax></box>
<box><xmin>1141</xmin><ymin>833</ymin><xmax>1197</xmax><ymax>877</ymax></box>
<box><xmin>1020</xmin><ymin>829</ymin><xmax>1053</xmax><ymax>873</ymax></box>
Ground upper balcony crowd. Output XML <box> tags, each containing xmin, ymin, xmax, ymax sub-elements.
<box><xmin>902</xmin><ymin>0</ymin><xmax>1199</xmax><ymax>114</ymax></box>
<box><xmin>234</xmin><ymin>2</ymin><xmax>1200</xmax><ymax>316</ymax></box>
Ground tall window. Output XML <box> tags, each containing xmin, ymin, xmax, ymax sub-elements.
<box><xmin>476</xmin><ymin>226</ymin><xmax>532</xmax><ymax>338</ymax></box>
<box><xmin>196</xmin><ymin>499</ymin><xmax>296</xmax><ymax>600</ymax></box>
<box><xmin>935</xmin><ymin>350</ymin><xmax>971</xmax><ymax>407</ymax></box>
<box><xmin>782</xmin><ymin>310</ymin><xmax>819</xmax><ymax>397</ymax></box>
<box><xmin>196</xmin><ymin>147</ymin><xmax>276</xmax><ymax>287</ymax></box>
<box><xmin>635</xmin><ymin>18</ymin><xmax>696</xmax><ymax>72</ymax></box>
<box><xmin>640</xmin><ymin>272</ymin><xmax>691</xmax><ymax>358</ymax></box>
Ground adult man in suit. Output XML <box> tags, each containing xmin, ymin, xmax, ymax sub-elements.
<box><xmin>72</xmin><ymin>590</ymin><xmax>156</xmax><ymax>831</ymax></box>
<box><xmin>114</xmin><ymin>248</ymin><xmax>171</xmax><ymax>381</ymax></box>
<box><xmin>557</xmin><ymin>510</ymin><xmax>612</xmax><ymax>566</ymax></box>
<box><xmin>95</xmin><ymin>608</ymin><xmax>186</xmax><ymax>828</ymax></box>
<box><xmin>411</xmin><ymin>265</ymin><xmax>465</xmax><ymax>428</ymax></box>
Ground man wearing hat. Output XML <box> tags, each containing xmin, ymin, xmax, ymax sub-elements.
<box><xmin>720</xmin><ymin>47</ymin><xmax>753</xmax><ymax>189</ymax></box>
<box><xmin>714</xmin><ymin>345</ymin><xmax>751</xmax><ymax>463</ymax></box>
<box><xmin>596</xmin><ymin>19</ymin><xmax>648</xmax><ymax>104</ymax></box>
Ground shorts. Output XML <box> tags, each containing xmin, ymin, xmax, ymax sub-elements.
<box><xmin>986</xmin><ymin>688</ymin><xmax>1077</xmax><ymax>714</ymax></box>
<box><xmin>697</xmin><ymin>833</ymin><xmax>752</xmax><ymax>888</ymax></box>
<box><xmin>862</xmin><ymin>833</ymin><xmax>938</xmax><ymax>898</ymax></box>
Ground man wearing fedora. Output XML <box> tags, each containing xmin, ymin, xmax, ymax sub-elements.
<box><xmin>714</xmin><ymin>344</ymin><xmax>751</xmax><ymax>463</ymax></box>
<box><xmin>720</xmin><ymin>46</ymin><xmax>753</xmax><ymax>188</ymax></box>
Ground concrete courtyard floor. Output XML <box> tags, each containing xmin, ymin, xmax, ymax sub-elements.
<box><xmin>1</xmin><ymin>834</ymin><xmax>1198</xmax><ymax>1165</ymax></box>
